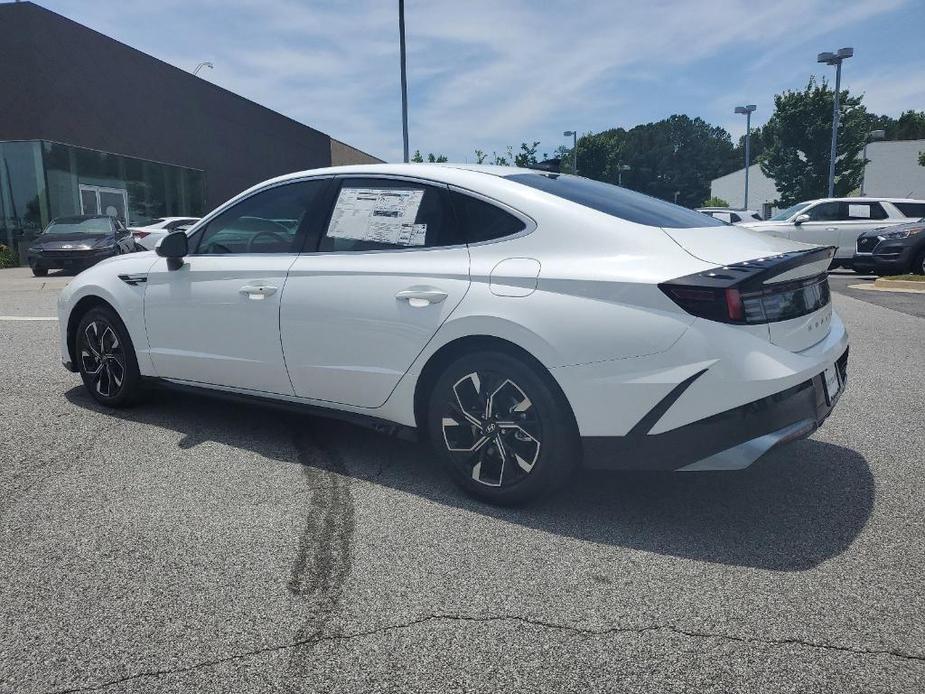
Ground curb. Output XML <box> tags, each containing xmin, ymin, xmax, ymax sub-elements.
<box><xmin>849</xmin><ymin>283</ymin><xmax>925</xmax><ymax>295</ymax></box>
<box><xmin>873</xmin><ymin>278</ymin><xmax>925</xmax><ymax>292</ymax></box>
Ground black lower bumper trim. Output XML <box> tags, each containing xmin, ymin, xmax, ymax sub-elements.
<box><xmin>582</xmin><ymin>347</ymin><xmax>848</xmax><ymax>471</ymax></box>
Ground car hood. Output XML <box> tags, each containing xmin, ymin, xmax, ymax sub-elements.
<box><xmin>659</xmin><ymin>225</ymin><xmax>818</xmax><ymax>266</ymax></box>
<box><xmin>32</xmin><ymin>232</ymin><xmax>112</xmax><ymax>249</ymax></box>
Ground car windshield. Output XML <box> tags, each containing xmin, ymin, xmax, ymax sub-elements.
<box><xmin>44</xmin><ymin>217</ymin><xmax>112</xmax><ymax>235</ymax></box>
<box><xmin>506</xmin><ymin>173</ymin><xmax>725</xmax><ymax>228</ymax></box>
<box><xmin>769</xmin><ymin>202</ymin><xmax>812</xmax><ymax>221</ymax></box>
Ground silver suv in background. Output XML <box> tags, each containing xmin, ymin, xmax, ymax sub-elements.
<box><xmin>739</xmin><ymin>198</ymin><xmax>925</xmax><ymax>269</ymax></box>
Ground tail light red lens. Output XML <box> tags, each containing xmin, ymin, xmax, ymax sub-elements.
<box><xmin>132</xmin><ymin>231</ymin><xmax>150</xmax><ymax>239</ymax></box>
<box><xmin>659</xmin><ymin>247</ymin><xmax>834</xmax><ymax>325</ymax></box>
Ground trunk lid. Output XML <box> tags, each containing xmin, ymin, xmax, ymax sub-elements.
<box><xmin>658</xmin><ymin>230</ymin><xmax>836</xmax><ymax>353</ymax></box>
<box><xmin>660</xmin><ymin>224</ymin><xmax>805</xmax><ymax>266</ymax></box>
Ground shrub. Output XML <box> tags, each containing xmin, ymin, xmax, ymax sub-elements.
<box><xmin>701</xmin><ymin>197</ymin><xmax>729</xmax><ymax>208</ymax></box>
<box><xmin>0</xmin><ymin>244</ymin><xmax>18</xmax><ymax>269</ymax></box>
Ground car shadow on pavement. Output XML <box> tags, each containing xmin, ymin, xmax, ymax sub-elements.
<box><xmin>65</xmin><ymin>386</ymin><xmax>874</xmax><ymax>572</ymax></box>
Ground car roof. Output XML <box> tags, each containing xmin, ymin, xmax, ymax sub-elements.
<box><xmin>803</xmin><ymin>197</ymin><xmax>925</xmax><ymax>204</ymax></box>
<box><xmin>257</xmin><ymin>162</ymin><xmax>540</xmax><ymax>188</ymax></box>
<box><xmin>51</xmin><ymin>214</ymin><xmax>111</xmax><ymax>223</ymax></box>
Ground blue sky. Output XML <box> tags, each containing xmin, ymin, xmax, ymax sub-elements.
<box><xmin>40</xmin><ymin>0</ymin><xmax>925</xmax><ymax>163</ymax></box>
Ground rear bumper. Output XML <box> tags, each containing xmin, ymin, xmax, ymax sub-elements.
<box><xmin>582</xmin><ymin>347</ymin><xmax>848</xmax><ymax>471</ymax></box>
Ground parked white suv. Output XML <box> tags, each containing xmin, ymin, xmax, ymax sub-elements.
<box><xmin>740</xmin><ymin>198</ymin><xmax>925</xmax><ymax>268</ymax></box>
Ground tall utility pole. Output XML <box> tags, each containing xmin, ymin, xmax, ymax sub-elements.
<box><xmin>399</xmin><ymin>0</ymin><xmax>410</xmax><ymax>163</ymax></box>
<box><xmin>563</xmin><ymin>130</ymin><xmax>577</xmax><ymax>174</ymax></box>
<box><xmin>734</xmin><ymin>104</ymin><xmax>756</xmax><ymax>209</ymax></box>
<box><xmin>817</xmin><ymin>47</ymin><xmax>854</xmax><ymax>198</ymax></box>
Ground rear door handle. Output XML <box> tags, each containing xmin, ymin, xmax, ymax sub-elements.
<box><xmin>395</xmin><ymin>287</ymin><xmax>448</xmax><ymax>307</ymax></box>
<box><xmin>825</xmin><ymin>227</ymin><xmax>838</xmax><ymax>232</ymax></box>
<box><xmin>239</xmin><ymin>284</ymin><xmax>278</xmax><ymax>300</ymax></box>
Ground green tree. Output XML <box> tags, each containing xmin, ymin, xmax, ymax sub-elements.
<box><xmin>514</xmin><ymin>141</ymin><xmax>541</xmax><ymax>168</ymax></box>
<box><xmin>760</xmin><ymin>78</ymin><xmax>868</xmax><ymax>206</ymax></box>
<box><xmin>890</xmin><ymin>110</ymin><xmax>925</xmax><ymax>140</ymax></box>
<box><xmin>410</xmin><ymin>150</ymin><xmax>447</xmax><ymax>163</ymax></box>
<box><xmin>702</xmin><ymin>197</ymin><xmax>729</xmax><ymax>207</ymax></box>
<box><xmin>473</xmin><ymin>149</ymin><xmax>488</xmax><ymax>164</ymax></box>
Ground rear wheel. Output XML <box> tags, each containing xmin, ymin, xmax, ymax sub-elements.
<box><xmin>75</xmin><ymin>306</ymin><xmax>141</xmax><ymax>407</ymax></box>
<box><xmin>427</xmin><ymin>351</ymin><xmax>579</xmax><ymax>505</ymax></box>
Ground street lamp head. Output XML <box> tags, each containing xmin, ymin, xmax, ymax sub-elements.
<box><xmin>563</xmin><ymin>130</ymin><xmax>575</xmax><ymax>137</ymax></box>
<box><xmin>734</xmin><ymin>106</ymin><xmax>747</xmax><ymax>114</ymax></box>
<box><xmin>734</xmin><ymin>105</ymin><xmax>756</xmax><ymax>115</ymax></box>
<box><xmin>837</xmin><ymin>47</ymin><xmax>854</xmax><ymax>59</ymax></box>
<box><xmin>817</xmin><ymin>51</ymin><xmax>836</xmax><ymax>64</ymax></box>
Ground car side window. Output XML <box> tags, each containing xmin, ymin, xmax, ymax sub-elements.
<box><xmin>450</xmin><ymin>191</ymin><xmax>526</xmax><ymax>243</ymax></box>
<box><xmin>895</xmin><ymin>202</ymin><xmax>925</xmax><ymax>217</ymax></box>
<box><xmin>730</xmin><ymin>213</ymin><xmax>742</xmax><ymax>223</ymax></box>
<box><xmin>195</xmin><ymin>180</ymin><xmax>328</xmax><ymax>255</ymax></box>
<box><xmin>831</xmin><ymin>202</ymin><xmax>888</xmax><ymax>221</ymax></box>
<box><xmin>806</xmin><ymin>202</ymin><xmax>840</xmax><ymax>222</ymax></box>
<box><xmin>319</xmin><ymin>178</ymin><xmax>461</xmax><ymax>251</ymax></box>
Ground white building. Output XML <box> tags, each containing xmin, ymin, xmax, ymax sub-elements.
<box><xmin>711</xmin><ymin>139</ymin><xmax>925</xmax><ymax>214</ymax></box>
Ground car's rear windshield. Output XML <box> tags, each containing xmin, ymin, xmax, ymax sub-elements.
<box><xmin>505</xmin><ymin>173</ymin><xmax>725</xmax><ymax>228</ymax></box>
<box><xmin>45</xmin><ymin>217</ymin><xmax>112</xmax><ymax>235</ymax></box>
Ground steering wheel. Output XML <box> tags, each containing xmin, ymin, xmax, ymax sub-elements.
<box><xmin>246</xmin><ymin>229</ymin><xmax>289</xmax><ymax>252</ymax></box>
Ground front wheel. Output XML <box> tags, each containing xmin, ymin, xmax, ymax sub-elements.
<box><xmin>914</xmin><ymin>249</ymin><xmax>925</xmax><ymax>276</ymax></box>
<box><xmin>31</xmin><ymin>265</ymin><xmax>48</xmax><ymax>277</ymax></box>
<box><xmin>427</xmin><ymin>351</ymin><xmax>579</xmax><ymax>505</ymax></box>
<box><xmin>75</xmin><ymin>306</ymin><xmax>141</xmax><ymax>407</ymax></box>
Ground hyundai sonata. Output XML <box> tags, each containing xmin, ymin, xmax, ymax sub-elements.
<box><xmin>57</xmin><ymin>164</ymin><xmax>848</xmax><ymax>504</ymax></box>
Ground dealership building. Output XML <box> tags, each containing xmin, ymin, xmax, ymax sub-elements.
<box><xmin>0</xmin><ymin>1</ymin><xmax>380</xmax><ymax>261</ymax></box>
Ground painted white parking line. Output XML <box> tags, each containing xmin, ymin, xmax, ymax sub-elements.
<box><xmin>0</xmin><ymin>316</ymin><xmax>58</xmax><ymax>321</ymax></box>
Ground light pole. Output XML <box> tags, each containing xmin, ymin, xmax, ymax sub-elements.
<box><xmin>817</xmin><ymin>47</ymin><xmax>854</xmax><ymax>198</ymax></box>
<box><xmin>399</xmin><ymin>0</ymin><xmax>410</xmax><ymax>163</ymax></box>
<box><xmin>563</xmin><ymin>130</ymin><xmax>577</xmax><ymax>174</ymax></box>
<box><xmin>734</xmin><ymin>104</ymin><xmax>756</xmax><ymax>209</ymax></box>
<box><xmin>617</xmin><ymin>164</ymin><xmax>630</xmax><ymax>186</ymax></box>
<box><xmin>193</xmin><ymin>62</ymin><xmax>213</xmax><ymax>76</ymax></box>
<box><xmin>859</xmin><ymin>129</ymin><xmax>885</xmax><ymax>196</ymax></box>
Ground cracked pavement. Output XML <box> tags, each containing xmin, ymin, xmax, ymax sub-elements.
<box><xmin>0</xmin><ymin>267</ymin><xmax>923</xmax><ymax>693</ymax></box>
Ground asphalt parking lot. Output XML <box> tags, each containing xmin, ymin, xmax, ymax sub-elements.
<box><xmin>1</xmin><ymin>266</ymin><xmax>923</xmax><ymax>693</ymax></box>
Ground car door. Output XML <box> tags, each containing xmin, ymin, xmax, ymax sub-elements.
<box><xmin>281</xmin><ymin>176</ymin><xmax>470</xmax><ymax>408</ymax></box>
<box><xmin>789</xmin><ymin>201</ymin><xmax>841</xmax><ymax>249</ymax></box>
<box><xmin>143</xmin><ymin>178</ymin><xmax>332</xmax><ymax>395</ymax></box>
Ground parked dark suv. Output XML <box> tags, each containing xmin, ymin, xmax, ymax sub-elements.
<box><xmin>852</xmin><ymin>217</ymin><xmax>925</xmax><ymax>275</ymax></box>
<box><xmin>26</xmin><ymin>215</ymin><xmax>136</xmax><ymax>276</ymax></box>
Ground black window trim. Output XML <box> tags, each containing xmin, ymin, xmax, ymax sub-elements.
<box><xmin>447</xmin><ymin>184</ymin><xmax>537</xmax><ymax>247</ymax></box>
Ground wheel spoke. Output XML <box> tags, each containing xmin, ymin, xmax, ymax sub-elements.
<box><xmin>452</xmin><ymin>373</ymin><xmax>486</xmax><ymax>427</ymax></box>
<box><xmin>83</xmin><ymin>323</ymin><xmax>101</xmax><ymax>359</ymax></box>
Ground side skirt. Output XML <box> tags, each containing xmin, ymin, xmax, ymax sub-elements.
<box><xmin>141</xmin><ymin>377</ymin><xmax>420</xmax><ymax>442</ymax></box>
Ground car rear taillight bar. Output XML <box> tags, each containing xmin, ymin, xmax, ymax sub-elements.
<box><xmin>659</xmin><ymin>246</ymin><xmax>835</xmax><ymax>325</ymax></box>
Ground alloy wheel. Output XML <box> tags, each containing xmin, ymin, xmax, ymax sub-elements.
<box><xmin>441</xmin><ymin>371</ymin><xmax>542</xmax><ymax>487</ymax></box>
<box><xmin>79</xmin><ymin>320</ymin><xmax>126</xmax><ymax>398</ymax></box>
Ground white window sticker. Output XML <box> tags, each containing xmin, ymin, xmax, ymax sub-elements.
<box><xmin>848</xmin><ymin>204</ymin><xmax>871</xmax><ymax>219</ymax></box>
<box><xmin>328</xmin><ymin>187</ymin><xmax>426</xmax><ymax>245</ymax></box>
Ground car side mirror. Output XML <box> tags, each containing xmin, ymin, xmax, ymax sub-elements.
<box><xmin>156</xmin><ymin>230</ymin><xmax>189</xmax><ymax>270</ymax></box>
<box><xmin>794</xmin><ymin>214</ymin><xmax>810</xmax><ymax>225</ymax></box>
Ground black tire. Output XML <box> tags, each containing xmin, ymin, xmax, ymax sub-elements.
<box><xmin>75</xmin><ymin>306</ymin><xmax>141</xmax><ymax>407</ymax></box>
<box><xmin>427</xmin><ymin>350</ymin><xmax>580</xmax><ymax>505</ymax></box>
<box><xmin>31</xmin><ymin>265</ymin><xmax>48</xmax><ymax>277</ymax></box>
<box><xmin>914</xmin><ymin>248</ymin><xmax>925</xmax><ymax>276</ymax></box>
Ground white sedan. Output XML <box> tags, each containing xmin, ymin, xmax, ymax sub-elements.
<box><xmin>130</xmin><ymin>217</ymin><xmax>200</xmax><ymax>250</ymax></box>
<box><xmin>57</xmin><ymin>164</ymin><xmax>849</xmax><ymax>504</ymax></box>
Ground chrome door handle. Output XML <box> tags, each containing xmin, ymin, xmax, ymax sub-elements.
<box><xmin>239</xmin><ymin>284</ymin><xmax>278</xmax><ymax>300</ymax></box>
<box><xmin>395</xmin><ymin>287</ymin><xmax>448</xmax><ymax>307</ymax></box>
<box><xmin>825</xmin><ymin>227</ymin><xmax>838</xmax><ymax>231</ymax></box>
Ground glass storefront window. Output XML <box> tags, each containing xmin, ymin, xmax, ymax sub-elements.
<box><xmin>2</xmin><ymin>140</ymin><xmax>206</xmax><ymax>263</ymax></box>
<box><xmin>0</xmin><ymin>141</ymin><xmax>47</xmax><ymax>261</ymax></box>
